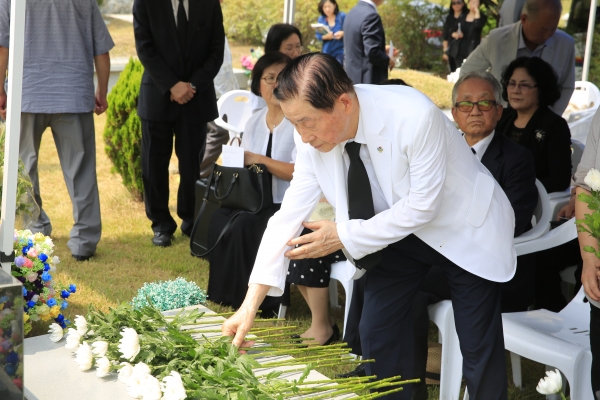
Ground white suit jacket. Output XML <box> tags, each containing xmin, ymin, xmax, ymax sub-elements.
<box><xmin>460</xmin><ymin>21</ymin><xmax>575</xmax><ymax>116</ymax></box>
<box><xmin>249</xmin><ymin>85</ymin><xmax>517</xmax><ymax>297</ymax></box>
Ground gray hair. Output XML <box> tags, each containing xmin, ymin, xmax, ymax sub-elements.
<box><xmin>452</xmin><ymin>71</ymin><xmax>503</xmax><ymax>105</ymax></box>
<box><xmin>522</xmin><ymin>0</ymin><xmax>562</xmax><ymax>18</ymax></box>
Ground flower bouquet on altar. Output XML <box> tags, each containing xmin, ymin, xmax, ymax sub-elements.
<box><xmin>240</xmin><ymin>47</ymin><xmax>263</xmax><ymax>78</ymax></box>
<box><xmin>0</xmin><ymin>293</ymin><xmax>24</xmax><ymax>390</ymax></box>
<box><xmin>11</xmin><ymin>230</ymin><xmax>76</xmax><ymax>335</ymax></box>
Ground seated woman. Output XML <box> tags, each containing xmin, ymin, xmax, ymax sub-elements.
<box><xmin>251</xmin><ymin>24</ymin><xmax>303</xmax><ymax>113</ymax></box>
<box><xmin>496</xmin><ymin>56</ymin><xmax>572</xmax><ymax>193</ymax></box>
<box><xmin>207</xmin><ymin>52</ymin><xmax>295</xmax><ymax>317</ymax></box>
<box><xmin>315</xmin><ymin>0</ymin><xmax>346</xmax><ymax>64</ymax></box>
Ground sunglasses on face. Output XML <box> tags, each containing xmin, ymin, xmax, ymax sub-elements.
<box><xmin>454</xmin><ymin>100</ymin><xmax>497</xmax><ymax>112</ymax></box>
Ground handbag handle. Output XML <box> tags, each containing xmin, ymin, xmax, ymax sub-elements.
<box><xmin>190</xmin><ymin>164</ymin><xmax>269</xmax><ymax>258</ymax></box>
<box><xmin>213</xmin><ymin>171</ymin><xmax>239</xmax><ymax>201</ymax></box>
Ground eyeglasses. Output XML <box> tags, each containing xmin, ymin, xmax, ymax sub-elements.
<box><xmin>454</xmin><ymin>100</ymin><xmax>497</xmax><ymax>112</ymax></box>
<box><xmin>262</xmin><ymin>76</ymin><xmax>277</xmax><ymax>84</ymax></box>
<box><xmin>507</xmin><ymin>81</ymin><xmax>538</xmax><ymax>90</ymax></box>
<box><xmin>284</xmin><ymin>45</ymin><xmax>303</xmax><ymax>53</ymax></box>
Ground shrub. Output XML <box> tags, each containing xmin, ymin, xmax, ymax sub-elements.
<box><xmin>103</xmin><ymin>58</ymin><xmax>144</xmax><ymax>201</ymax></box>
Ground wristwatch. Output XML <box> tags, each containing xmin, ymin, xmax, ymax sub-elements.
<box><xmin>189</xmin><ymin>82</ymin><xmax>196</xmax><ymax>91</ymax></box>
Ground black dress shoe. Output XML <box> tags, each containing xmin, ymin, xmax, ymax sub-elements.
<box><xmin>152</xmin><ymin>232</ymin><xmax>173</xmax><ymax>247</ymax></box>
<box><xmin>336</xmin><ymin>363</ymin><xmax>366</xmax><ymax>379</ymax></box>
<box><xmin>323</xmin><ymin>323</ymin><xmax>341</xmax><ymax>345</ymax></box>
<box><xmin>72</xmin><ymin>254</ymin><xmax>92</xmax><ymax>262</ymax></box>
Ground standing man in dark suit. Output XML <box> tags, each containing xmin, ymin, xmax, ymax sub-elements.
<box><xmin>411</xmin><ymin>71</ymin><xmax>538</xmax><ymax>399</ymax></box>
<box><xmin>343</xmin><ymin>0</ymin><xmax>396</xmax><ymax>84</ymax></box>
<box><xmin>133</xmin><ymin>0</ymin><xmax>225</xmax><ymax>246</ymax></box>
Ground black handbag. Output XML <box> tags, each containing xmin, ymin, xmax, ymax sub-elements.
<box><xmin>190</xmin><ymin>163</ymin><xmax>272</xmax><ymax>257</ymax></box>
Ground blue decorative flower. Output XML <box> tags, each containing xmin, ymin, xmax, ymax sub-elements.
<box><xmin>6</xmin><ymin>351</ymin><xmax>18</xmax><ymax>364</ymax></box>
<box><xmin>55</xmin><ymin>314</ymin><xmax>65</xmax><ymax>323</ymax></box>
<box><xmin>69</xmin><ymin>284</ymin><xmax>76</xmax><ymax>293</ymax></box>
<box><xmin>4</xmin><ymin>363</ymin><xmax>16</xmax><ymax>377</ymax></box>
<box><xmin>26</xmin><ymin>301</ymin><xmax>36</xmax><ymax>308</ymax></box>
<box><xmin>38</xmin><ymin>253</ymin><xmax>48</xmax><ymax>262</ymax></box>
<box><xmin>41</xmin><ymin>272</ymin><xmax>51</xmax><ymax>282</ymax></box>
<box><xmin>21</xmin><ymin>246</ymin><xmax>30</xmax><ymax>255</ymax></box>
<box><xmin>27</xmin><ymin>239</ymin><xmax>33</xmax><ymax>247</ymax></box>
<box><xmin>43</xmin><ymin>263</ymin><xmax>50</xmax><ymax>271</ymax></box>
<box><xmin>14</xmin><ymin>256</ymin><xmax>25</xmax><ymax>267</ymax></box>
<box><xmin>47</xmin><ymin>298</ymin><xmax>57</xmax><ymax>307</ymax></box>
<box><xmin>61</xmin><ymin>300</ymin><xmax>68</xmax><ymax>310</ymax></box>
<box><xmin>64</xmin><ymin>319</ymin><xmax>70</xmax><ymax>326</ymax></box>
<box><xmin>0</xmin><ymin>296</ymin><xmax>8</xmax><ymax>303</ymax></box>
<box><xmin>59</xmin><ymin>320</ymin><xmax>66</xmax><ymax>329</ymax></box>
<box><xmin>23</xmin><ymin>306</ymin><xmax>28</xmax><ymax>312</ymax></box>
<box><xmin>60</xmin><ymin>290</ymin><xmax>70</xmax><ymax>299</ymax></box>
<box><xmin>21</xmin><ymin>287</ymin><xmax>27</xmax><ymax>297</ymax></box>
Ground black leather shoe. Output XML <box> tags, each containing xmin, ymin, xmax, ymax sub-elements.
<box><xmin>152</xmin><ymin>232</ymin><xmax>173</xmax><ymax>247</ymax></box>
<box><xmin>323</xmin><ymin>323</ymin><xmax>341</xmax><ymax>345</ymax></box>
<box><xmin>336</xmin><ymin>363</ymin><xmax>366</xmax><ymax>379</ymax></box>
<box><xmin>72</xmin><ymin>254</ymin><xmax>92</xmax><ymax>262</ymax></box>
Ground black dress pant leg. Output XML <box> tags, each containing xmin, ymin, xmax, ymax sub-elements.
<box><xmin>591</xmin><ymin>304</ymin><xmax>600</xmax><ymax>399</ymax></box>
<box><xmin>141</xmin><ymin>118</ymin><xmax>178</xmax><ymax>235</ymax></box>
<box><xmin>174</xmin><ymin>120</ymin><xmax>207</xmax><ymax>234</ymax></box>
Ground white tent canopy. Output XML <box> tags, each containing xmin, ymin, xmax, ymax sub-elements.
<box><xmin>1</xmin><ymin>0</ymin><xmax>25</xmax><ymax>274</ymax></box>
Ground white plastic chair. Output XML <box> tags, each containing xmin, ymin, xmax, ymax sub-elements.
<box><xmin>428</xmin><ymin>300</ymin><xmax>463</xmax><ymax>400</ymax></box>
<box><xmin>546</xmin><ymin>139</ymin><xmax>585</xmax><ymax>220</ymax></box>
<box><xmin>569</xmin><ymin>81</ymin><xmax>600</xmax><ymax>112</ymax></box>
<box><xmin>514</xmin><ymin>179</ymin><xmax>552</xmax><ymax>250</ymax></box>
<box><xmin>503</xmin><ymin>287</ymin><xmax>593</xmax><ymax>400</ymax></box>
<box><xmin>214</xmin><ymin>90</ymin><xmax>252</xmax><ymax>141</ymax></box>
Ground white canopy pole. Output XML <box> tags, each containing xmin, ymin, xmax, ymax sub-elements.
<box><xmin>582</xmin><ymin>0</ymin><xmax>597</xmax><ymax>81</ymax></box>
<box><xmin>283</xmin><ymin>0</ymin><xmax>296</xmax><ymax>24</ymax></box>
<box><xmin>0</xmin><ymin>0</ymin><xmax>26</xmax><ymax>273</ymax></box>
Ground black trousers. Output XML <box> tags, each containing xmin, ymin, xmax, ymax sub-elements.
<box><xmin>359</xmin><ymin>234</ymin><xmax>507</xmax><ymax>400</ymax></box>
<box><xmin>591</xmin><ymin>304</ymin><xmax>600</xmax><ymax>398</ymax></box>
<box><xmin>141</xmin><ymin>118</ymin><xmax>207</xmax><ymax>235</ymax></box>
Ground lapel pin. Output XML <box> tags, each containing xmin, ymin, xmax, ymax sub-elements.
<box><xmin>377</xmin><ymin>146</ymin><xmax>383</xmax><ymax>153</ymax></box>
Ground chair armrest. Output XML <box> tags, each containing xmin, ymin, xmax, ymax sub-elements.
<box><xmin>515</xmin><ymin>218</ymin><xmax>577</xmax><ymax>256</ymax></box>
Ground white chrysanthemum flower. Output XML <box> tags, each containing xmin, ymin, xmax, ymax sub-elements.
<box><xmin>74</xmin><ymin>315</ymin><xmax>88</xmax><ymax>336</ymax></box>
<box><xmin>126</xmin><ymin>363</ymin><xmax>151</xmax><ymax>399</ymax></box>
<box><xmin>96</xmin><ymin>356</ymin><xmax>111</xmax><ymax>377</ymax></box>
<box><xmin>91</xmin><ymin>340</ymin><xmax>109</xmax><ymax>357</ymax></box>
<box><xmin>536</xmin><ymin>369</ymin><xmax>562</xmax><ymax>395</ymax></box>
<box><xmin>65</xmin><ymin>328</ymin><xmax>82</xmax><ymax>350</ymax></box>
<box><xmin>74</xmin><ymin>342</ymin><xmax>94</xmax><ymax>371</ymax></box>
<box><xmin>118</xmin><ymin>328</ymin><xmax>140</xmax><ymax>361</ymax></box>
<box><xmin>584</xmin><ymin>168</ymin><xmax>600</xmax><ymax>192</ymax></box>
<box><xmin>48</xmin><ymin>323</ymin><xmax>64</xmax><ymax>343</ymax></box>
<box><xmin>118</xmin><ymin>362</ymin><xmax>134</xmax><ymax>384</ymax></box>
<box><xmin>52</xmin><ymin>255</ymin><xmax>60</xmax><ymax>265</ymax></box>
<box><xmin>161</xmin><ymin>371</ymin><xmax>187</xmax><ymax>400</ymax></box>
<box><xmin>141</xmin><ymin>375</ymin><xmax>162</xmax><ymax>400</ymax></box>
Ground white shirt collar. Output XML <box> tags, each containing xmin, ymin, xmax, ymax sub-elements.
<box><xmin>360</xmin><ymin>0</ymin><xmax>378</xmax><ymax>11</ymax></box>
<box><xmin>467</xmin><ymin>130</ymin><xmax>495</xmax><ymax>161</ymax></box>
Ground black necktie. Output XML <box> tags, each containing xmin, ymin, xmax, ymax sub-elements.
<box><xmin>346</xmin><ymin>141</ymin><xmax>382</xmax><ymax>270</ymax></box>
<box><xmin>471</xmin><ymin>147</ymin><xmax>476</xmax><ymax>155</ymax></box>
<box><xmin>177</xmin><ymin>0</ymin><xmax>188</xmax><ymax>54</ymax></box>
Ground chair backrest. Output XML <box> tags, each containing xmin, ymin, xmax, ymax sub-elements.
<box><xmin>571</xmin><ymin>139</ymin><xmax>585</xmax><ymax>175</ymax></box>
<box><xmin>514</xmin><ymin>179</ymin><xmax>552</xmax><ymax>244</ymax></box>
<box><xmin>569</xmin><ymin>111</ymin><xmax>596</xmax><ymax>145</ymax></box>
<box><xmin>569</xmin><ymin>81</ymin><xmax>600</xmax><ymax>111</ymax></box>
<box><xmin>216</xmin><ymin>90</ymin><xmax>252</xmax><ymax>136</ymax></box>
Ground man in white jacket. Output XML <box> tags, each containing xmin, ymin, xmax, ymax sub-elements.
<box><xmin>223</xmin><ymin>53</ymin><xmax>516</xmax><ymax>400</ymax></box>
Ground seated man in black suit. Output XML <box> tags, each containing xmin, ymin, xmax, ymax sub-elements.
<box><xmin>411</xmin><ymin>71</ymin><xmax>538</xmax><ymax>399</ymax></box>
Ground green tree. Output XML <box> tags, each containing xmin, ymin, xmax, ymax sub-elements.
<box><xmin>103</xmin><ymin>58</ymin><xmax>144</xmax><ymax>201</ymax></box>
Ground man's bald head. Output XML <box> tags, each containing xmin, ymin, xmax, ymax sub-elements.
<box><xmin>522</xmin><ymin>0</ymin><xmax>562</xmax><ymax>20</ymax></box>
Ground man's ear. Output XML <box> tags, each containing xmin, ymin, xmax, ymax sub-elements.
<box><xmin>339</xmin><ymin>92</ymin><xmax>354</xmax><ymax>116</ymax></box>
<box><xmin>451</xmin><ymin>107</ymin><xmax>458</xmax><ymax>122</ymax></box>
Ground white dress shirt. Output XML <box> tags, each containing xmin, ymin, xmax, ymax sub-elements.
<box><xmin>171</xmin><ymin>0</ymin><xmax>188</xmax><ymax>25</ymax></box>
<box><xmin>469</xmin><ymin>131</ymin><xmax>495</xmax><ymax>161</ymax></box>
<box><xmin>241</xmin><ymin>107</ymin><xmax>297</xmax><ymax>203</ymax></box>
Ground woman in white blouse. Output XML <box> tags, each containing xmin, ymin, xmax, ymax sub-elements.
<box><xmin>207</xmin><ymin>52</ymin><xmax>296</xmax><ymax>317</ymax></box>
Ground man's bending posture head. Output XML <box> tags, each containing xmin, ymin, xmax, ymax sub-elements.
<box><xmin>274</xmin><ymin>53</ymin><xmax>361</xmax><ymax>153</ymax></box>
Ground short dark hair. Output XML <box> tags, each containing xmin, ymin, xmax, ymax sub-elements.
<box><xmin>265</xmin><ymin>24</ymin><xmax>303</xmax><ymax>53</ymax></box>
<box><xmin>273</xmin><ymin>53</ymin><xmax>355</xmax><ymax>112</ymax></box>
<box><xmin>379</xmin><ymin>78</ymin><xmax>412</xmax><ymax>87</ymax></box>
<box><xmin>318</xmin><ymin>0</ymin><xmax>339</xmax><ymax>16</ymax></box>
<box><xmin>522</xmin><ymin>0</ymin><xmax>562</xmax><ymax>18</ymax></box>
<box><xmin>501</xmin><ymin>56</ymin><xmax>561</xmax><ymax>108</ymax></box>
<box><xmin>250</xmin><ymin>52</ymin><xmax>292</xmax><ymax>97</ymax></box>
